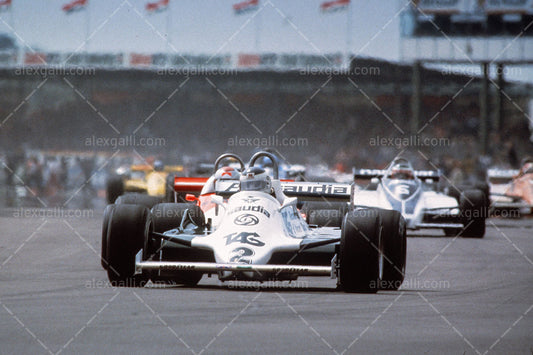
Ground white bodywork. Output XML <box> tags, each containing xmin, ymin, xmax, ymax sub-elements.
<box><xmin>193</xmin><ymin>191</ymin><xmax>305</xmax><ymax>266</ymax></box>
<box><xmin>136</xmin><ymin>188</ymin><xmax>341</xmax><ymax>280</ymax></box>
<box><xmin>353</xmin><ymin>161</ymin><xmax>462</xmax><ymax>230</ymax></box>
<box><xmin>355</xmin><ymin>184</ymin><xmax>460</xmax><ymax>229</ymax></box>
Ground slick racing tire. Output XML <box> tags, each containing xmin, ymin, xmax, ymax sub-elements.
<box><xmin>460</xmin><ymin>189</ymin><xmax>487</xmax><ymax>238</ymax></box>
<box><xmin>164</xmin><ymin>174</ymin><xmax>176</xmax><ymax>203</ymax></box>
<box><xmin>145</xmin><ymin>203</ymin><xmax>205</xmax><ymax>286</ymax></box>
<box><xmin>339</xmin><ymin>209</ymin><xmax>383</xmax><ymax>293</ymax></box>
<box><xmin>302</xmin><ymin>202</ymin><xmax>349</xmax><ymax>228</ymax></box>
<box><xmin>101</xmin><ymin>204</ymin><xmax>115</xmax><ymax>270</ymax></box>
<box><xmin>115</xmin><ymin>193</ymin><xmax>162</xmax><ymax>209</ymax></box>
<box><xmin>447</xmin><ymin>183</ymin><xmax>488</xmax><ymax>205</ymax></box>
<box><xmin>106</xmin><ymin>204</ymin><xmax>150</xmax><ymax>287</ymax></box>
<box><xmin>106</xmin><ymin>175</ymin><xmax>124</xmax><ymax>204</ymax></box>
<box><xmin>443</xmin><ymin>228</ymin><xmax>462</xmax><ymax>237</ymax></box>
<box><xmin>379</xmin><ymin>209</ymin><xmax>406</xmax><ymax>291</ymax></box>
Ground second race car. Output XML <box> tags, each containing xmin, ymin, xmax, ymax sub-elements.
<box><xmin>353</xmin><ymin>158</ymin><xmax>488</xmax><ymax>238</ymax></box>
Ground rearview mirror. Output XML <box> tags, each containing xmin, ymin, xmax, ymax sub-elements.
<box><xmin>185</xmin><ymin>194</ymin><xmax>199</xmax><ymax>202</ymax></box>
<box><xmin>280</xmin><ymin>197</ymin><xmax>298</xmax><ymax>210</ymax></box>
<box><xmin>211</xmin><ymin>195</ymin><xmax>225</xmax><ymax>207</ymax></box>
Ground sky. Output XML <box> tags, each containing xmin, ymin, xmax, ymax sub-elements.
<box><xmin>0</xmin><ymin>0</ymin><xmax>403</xmax><ymax>55</ymax></box>
<box><xmin>0</xmin><ymin>0</ymin><xmax>532</xmax><ymax>82</ymax></box>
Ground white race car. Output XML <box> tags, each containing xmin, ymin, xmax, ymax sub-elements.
<box><xmin>101</xmin><ymin>151</ymin><xmax>407</xmax><ymax>293</ymax></box>
<box><xmin>353</xmin><ymin>158</ymin><xmax>487</xmax><ymax>238</ymax></box>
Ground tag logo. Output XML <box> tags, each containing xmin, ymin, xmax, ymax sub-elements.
<box><xmin>234</xmin><ymin>213</ymin><xmax>259</xmax><ymax>226</ymax></box>
<box><xmin>225</xmin><ymin>232</ymin><xmax>265</xmax><ymax>247</ymax></box>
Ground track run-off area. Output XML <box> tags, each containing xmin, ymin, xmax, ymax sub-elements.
<box><xmin>0</xmin><ymin>210</ymin><xmax>531</xmax><ymax>354</ymax></box>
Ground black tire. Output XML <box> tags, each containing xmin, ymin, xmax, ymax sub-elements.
<box><xmin>460</xmin><ymin>189</ymin><xmax>486</xmax><ymax>238</ymax></box>
<box><xmin>443</xmin><ymin>228</ymin><xmax>461</xmax><ymax>237</ymax></box>
<box><xmin>106</xmin><ymin>175</ymin><xmax>124</xmax><ymax>204</ymax></box>
<box><xmin>302</xmin><ymin>202</ymin><xmax>348</xmax><ymax>227</ymax></box>
<box><xmin>379</xmin><ymin>209</ymin><xmax>406</xmax><ymax>291</ymax></box>
<box><xmin>339</xmin><ymin>209</ymin><xmax>383</xmax><ymax>293</ymax></box>
<box><xmin>164</xmin><ymin>174</ymin><xmax>176</xmax><ymax>202</ymax></box>
<box><xmin>101</xmin><ymin>204</ymin><xmax>115</xmax><ymax>270</ymax></box>
<box><xmin>447</xmin><ymin>183</ymin><xmax>489</xmax><ymax>206</ymax></box>
<box><xmin>106</xmin><ymin>204</ymin><xmax>150</xmax><ymax>287</ymax></box>
<box><xmin>145</xmin><ymin>203</ymin><xmax>205</xmax><ymax>286</ymax></box>
<box><xmin>115</xmin><ymin>193</ymin><xmax>162</xmax><ymax>209</ymax></box>
<box><xmin>471</xmin><ymin>182</ymin><xmax>490</xmax><ymax>209</ymax></box>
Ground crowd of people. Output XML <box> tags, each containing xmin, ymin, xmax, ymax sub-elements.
<box><xmin>0</xmin><ymin>129</ymin><xmax>528</xmax><ymax>209</ymax></box>
<box><xmin>0</xmin><ymin>150</ymin><xmax>107</xmax><ymax>208</ymax></box>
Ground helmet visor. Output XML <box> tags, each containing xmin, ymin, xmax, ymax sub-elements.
<box><xmin>241</xmin><ymin>179</ymin><xmax>269</xmax><ymax>191</ymax></box>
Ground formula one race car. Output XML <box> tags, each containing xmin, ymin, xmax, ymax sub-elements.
<box><xmin>106</xmin><ymin>161</ymin><xmax>183</xmax><ymax>204</ymax></box>
<box><xmin>353</xmin><ymin>158</ymin><xmax>487</xmax><ymax>238</ymax></box>
<box><xmin>488</xmin><ymin>159</ymin><xmax>533</xmax><ymax>217</ymax></box>
<box><xmin>101</xmin><ymin>151</ymin><xmax>407</xmax><ymax>293</ymax></box>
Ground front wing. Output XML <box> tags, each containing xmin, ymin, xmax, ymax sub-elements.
<box><xmin>134</xmin><ymin>251</ymin><xmax>334</xmax><ymax>277</ymax></box>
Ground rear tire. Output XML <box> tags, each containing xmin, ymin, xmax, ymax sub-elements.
<box><xmin>164</xmin><ymin>174</ymin><xmax>176</xmax><ymax>202</ymax></box>
<box><xmin>106</xmin><ymin>176</ymin><xmax>124</xmax><ymax>204</ymax></box>
<box><xmin>339</xmin><ymin>209</ymin><xmax>383</xmax><ymax>293</ymax></box>
<box><xmin>460</xmin><ymin>189</ymin><xmax>486</xmax><ymax>238</ymax></box>
<box><xmin>302</xmin><ymin>202</ymin><xmax>348</xmax><ymax>227</ymax></box>
<box><xmin>106</xmin><ymin>204</ymin><xmax>150</xmax><ymax>287</ymax></box>
<box><xmin>379</xmin><ymin>209</ymin><xmax>406</xmax><ymax>291</ymax></box>
<box><xmin>115</xmin><ymin>193</ymin><xmax>162</xmax><ymax>209</ymax></box>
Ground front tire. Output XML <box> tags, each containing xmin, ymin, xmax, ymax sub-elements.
<box><xmin>339</xmin><ymin>209</ymin><xmax>383</xmax><ymax>293</ymax></box>
<box><xmin>106</xmin><ymin>204</ymin><xmax>150</xmax><ymax>287</ymax></box>
<box><xmin>379</xmin><ymin>209</ymin><xmax>406</xmax><ymax>291</ymax></box>
<box><xmin>101</xmin><ymin>204</ymin><xmax>115</xmax><ymax>270</ymax></box>
<box><xmin>460</xmin><ymin>189</ymin><xmax>486</xmax><ymax>238</ymax></box>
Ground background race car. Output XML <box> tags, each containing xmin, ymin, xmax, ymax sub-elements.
<box><xmin>106</xmin><ymin>161</ymin><xmax>183</xmax><ymax>204</ymax></box>
<box><xmin>353</xmin><ymin>158</ymin><xmax>488</xmax><ymax>238</ymax></box>
<box><xmin>488</xmin><ymin>158</ymin><xmax>533</xmax><ymax>217</ymax></box>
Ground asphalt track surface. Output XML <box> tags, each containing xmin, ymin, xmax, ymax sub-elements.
<box><xmin>0</xmin><ymin>210</ymin><xmax>531</xmax><ymax>355</ymax></box>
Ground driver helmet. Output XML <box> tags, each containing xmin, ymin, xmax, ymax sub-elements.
<box><xmin>154</xmin><ymin>160</ymin><xmax>164</xmax><ymax>172</ymax></box>
<box><xmin>390</xmin><ymin>162</ymin><xmax>414</xmax><ymax>180</ymax></box>
<box><xmin>240</xmin><ymin>166</ymin><xmax>272</xmax><ymax>193</ymax></box>
<box><xmin>215</xmin><ymin>166</ymin><xmax>241</xmax><ymax>180</ymax></box>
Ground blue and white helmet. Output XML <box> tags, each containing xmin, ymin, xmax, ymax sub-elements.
<box><xmin>240</xmin><ymin>167</ymin><xmax>272</xmax><ymax>193</ymax></box>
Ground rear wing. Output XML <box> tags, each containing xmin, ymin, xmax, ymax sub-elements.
<box><xmin>353</xmin><ymin>169</ymin><xmax>386</xmax><ymax>179</ymax></box>
<box><xmin>353</xmin><ymin>168</ymin><xmax>440</xmax><ymax>181</ymax></box>
<box><xmin>174</xmin><ymin>177</ymin><xmax>351</xmax><ymax>202</ymax></box>
<box><xmin>415</xmin><ymin>170</ymin><xmax>440</xmax><ymax>181</ymax></box>
<box><xmin>130</xmin><ymin>164</ymin><xmax>184</xmax><ymax>173</ymax></box>
<box><xmin>174</xmin><ymin>177</ymin><xmax>209</xmax><ymax>195</ymax></box>
<box><xmin>281</xmin><ymin>182</ymin><xmax>351</xmax><ymax>202</ymax></box>
<box><xmin>488</xmin><ymin>168</ymin><xmax>518</xmax><ymax>181</ymax></box>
